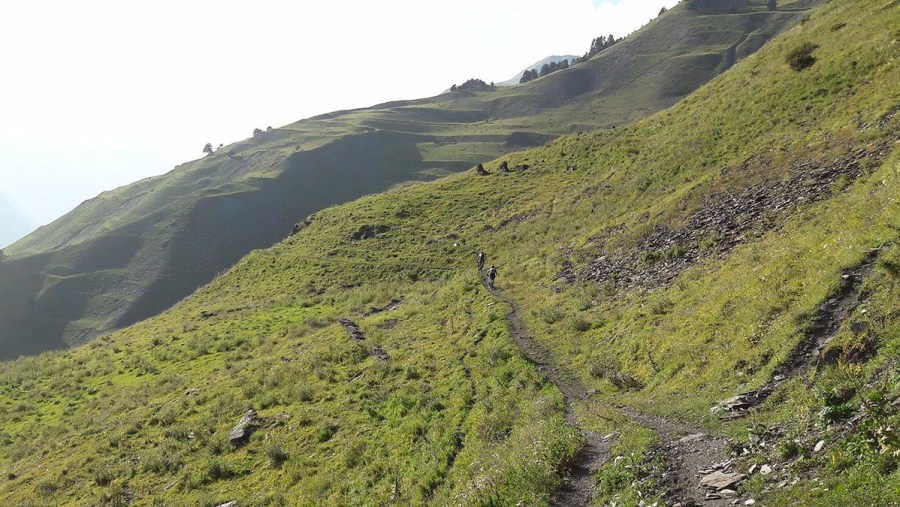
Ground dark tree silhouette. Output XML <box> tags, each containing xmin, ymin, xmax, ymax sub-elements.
<box><xmin>519</xmin><ymin>69</ymin><xmax>539</xmax><ymax>84</ymax></box>
<box><xmin>253</xmin><ymin>128</ymin><xmax>263</xmax><ymax>136</ymax></box>
<box><xmin>203</xmin><ymin>143</ymin><xmax>213</xmax><ymax>154</ymax></box>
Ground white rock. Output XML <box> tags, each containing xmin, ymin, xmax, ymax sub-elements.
<box><xmin>745</xmin><ymin>500</ymin><xmax>757</xmax><ymax>506</ymax></box>
<box><xmin>814</xmin><ymin>440</ymin><xmax>825</xmax><ymax>453</ymax></box>
<box><xmin>760</xmin><ymin>464</ymin><xmax>773</xmax><ymax>475</ymax></box>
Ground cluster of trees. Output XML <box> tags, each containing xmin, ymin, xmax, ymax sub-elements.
<box><xmin>520</xmin><ymin>59</ymin><xmax>572</xmax><ymax>84</ymax></box>
<box><xmin>202</xmin><ymin>142</ymin><xmax>225</xmax><ymax>155</ymax></box>
<box><xmin>450</xmin><ymin>79</ymin><xmax>496</xmax><ymax>92</ymax></box>
<box><xmin>575</xmin><ymin>34</ymin><xmax>622</xmax><ymax>64</ymax></box>
<box><xmin>518</xmin><ymin>33</ymin><xmax>623</xmax><ymax>85</ymax></box>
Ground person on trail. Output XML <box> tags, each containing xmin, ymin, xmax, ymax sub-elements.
<box><xmin>487</xmin><ymin>266</ymin><xmax>497</xmax><ymax>289</ymax></box>
<box><xmin>477</xmin><ymin>251</ymin><xmax>486</xmax><ymax>271</ymax></box>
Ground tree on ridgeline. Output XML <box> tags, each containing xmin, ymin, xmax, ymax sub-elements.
<box><xmin>575</xmin><ymin>34</ymin><xmax>622</xmax><ymax>64</ymax></box>
<box><xmin>520</xmin><ymin>69</ymin><xmax>539</xmax><ymax>84</ymax></box>
<box><xmin>450</xmin><ymin>78</ymin><xmax>496</xmax><ymax>92</ymax></box>
<box><xmin>203</xmin><ymin>143</ymin><xmax>213</xmax><ymax>155</ymax></box>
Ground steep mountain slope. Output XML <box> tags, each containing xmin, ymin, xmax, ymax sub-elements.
<box><xmin>0</xmin><ymin>0</ymin><xmax>896</xmax><ymax>505</ymax></box>
<box><xmin>0</xmin><ymin>0</ymin><xmax>819</xmax><ymax>359</ymax></box>
<box><xmin>0</xmin><ymin>194</ymin><xmax>32</xmax><ymax>249</ymax></box>
<box><xmin>496</xmin><ymin>55</ymin><xmax>578</xmax><ymax>87</ymax></box>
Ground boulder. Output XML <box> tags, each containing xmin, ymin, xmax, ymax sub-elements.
<box><xmin>475</xmin><ymin>163</ymin><xmax>489</xmax><ymax>176</ymax></box>
<box><xmin>230</xmin><ymin>409</ymin><xmax>259</xmax><ymax>446</ymax></box>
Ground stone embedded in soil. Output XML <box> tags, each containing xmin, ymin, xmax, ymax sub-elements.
<box><xmin>814</xmin><ymin>440</ymin><xmax>825</xmax><ymax>453</ymax></box>
<box><xmin>372</xmin><ymin>345</ymin><xmax>391</xmax><ymax>361</ymax></box>
<box><xmin>679</xmin><ymin>432</ymin><xmax>707</xmax><ymax>443</ymax></box>
<box><xmin>760</xmin><ymin>464</ymin><xmax>773</xmax><ymax>475</ymax></box>
<box><xmin>700</xmin><ymin>471</ymin><xmax>746</xmax><ymax>491</ymax></box>
<box><xmin>339</xmin><ymin>318</ymin><xmax>366</xmax><ymax>341</ymax></box>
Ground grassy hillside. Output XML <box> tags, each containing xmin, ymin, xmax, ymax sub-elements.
<box><xmin>0</xmin><ymin>0</ymin><xmax>818</xmax><ymax>360</ymax></box>
<box><xmin>0</xmin><ymin>0</ymin><xmax>896</xmax><ymax>505</ymax></box>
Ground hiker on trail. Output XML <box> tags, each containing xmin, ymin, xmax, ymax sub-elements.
<box><xmin>477</xmin><ymin>251</ymin><xmax>486</xmax><ymax>271</ymax></box>
<box><xmin>487</xmin><ymin>266</ymin><xmax>497</xmax><ymax>289</ymax></box>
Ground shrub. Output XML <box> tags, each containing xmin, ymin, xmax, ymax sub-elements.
<box><xmin>571</xmin><ymin>318</ymin><xmax>593</xmax><ymax>332</ymax></box>
<box><xmin>536</xmin><ymin>306</ymin><xmax>565</xmax><ymax>324</ymax></box>
<box><xmin>786</xmin><ymin>42</ymin><xmax>819</xmax><ymax>71</ymax></box>
<box><xmin>266</xmin><ymin>444</ymin><xmax>290</xmax><ymax>469</ymax></box>
<box><xmin>202</xmin><ymin>459</ymin><xmax>237</xmax><ymax>484</ymax></box>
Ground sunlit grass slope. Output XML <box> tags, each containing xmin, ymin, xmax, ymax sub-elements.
<box><xmin>0</xmin><ymin>0</ymin><xmax>817</xmax><ymax>359</ymax></box>
<box><xmin>2</xmin><ymin>0</ymin><xmax>898</xmax><ymax>505</ymax></box>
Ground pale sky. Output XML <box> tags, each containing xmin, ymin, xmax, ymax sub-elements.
<box><xmin>0</xmin><ymin>0</ymin><xmax>675</xmax><ymax>232</ymax></box>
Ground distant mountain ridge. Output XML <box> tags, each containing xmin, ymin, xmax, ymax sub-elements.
<box><xmin>0</xmin><ymin>194</ymin><xmax>32</xmax><ymax>249</ymax></box>
<box><xmin>0</xmin><ymin>0</ymin><xmax>820</xmax><ymax>359</ymax></box>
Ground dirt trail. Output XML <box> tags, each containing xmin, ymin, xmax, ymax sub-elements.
<box><xmin>481</xmin><ymin>274</ymin><xmax>610</xmax><ymax>506</ymax></box>
<box><xmin>618</xmin><ymin>407</ymin><xmax>737</xmax><ymax>507</ymax></box>
<box><xmin>483</xmin><ymin>273</ymin><xmax>741</xmax><ymax>506</ymax></box>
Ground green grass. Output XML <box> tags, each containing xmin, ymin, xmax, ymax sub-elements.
<box><xmin>2</xmin><ymin>0</ymin><xmax>898</xmax><ymax>504</ymax></box>
<box><xmin>0</xmin><ymin>0</ymin><xmax>817</xmax><ymax>359</ymax></box>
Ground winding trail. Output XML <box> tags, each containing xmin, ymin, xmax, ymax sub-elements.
<box><xmin>481</xmin><ymin>274</ymin><xmax>610</xmax><ymax>506</ymax></box>
<box><xmin>482</xmin><ymin>273</ymin><xmax>739</xmax><ymax>506</ymax></box>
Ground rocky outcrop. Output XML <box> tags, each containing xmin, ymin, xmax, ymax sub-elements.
<box><xmin>339</xmin><ymin>319</ymin><xmax>366</xmax><ymax>341</ymax></box>
<box><xmin>291</xmin><ymin>217</ymin><xmax>313</xmax><ymax>236</ymax></box>
<box><xmin>351</xmin><ymin>224</ymin><xmax>390</xmax><ymax>240</ymax></box>
<box><xmin>229</xmin><ymin>409</ymin><xmax>290</xmax><ymax>446</ymax></box>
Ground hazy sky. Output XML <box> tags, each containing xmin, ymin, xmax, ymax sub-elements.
<box><xmin>0</xmin><ymin>0</ymin><xmax>675</xmax><ymax>230</ymax></box>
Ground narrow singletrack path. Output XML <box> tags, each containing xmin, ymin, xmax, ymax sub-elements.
<box><xmin>481</xmin><ymin>274</ymin><xmax>610</xmax><ymax>506</ymax></box>
<box><xmin>482</xmin><ymin>273</ymin><xmax>739</xmax><ymax>506</ymax></box>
